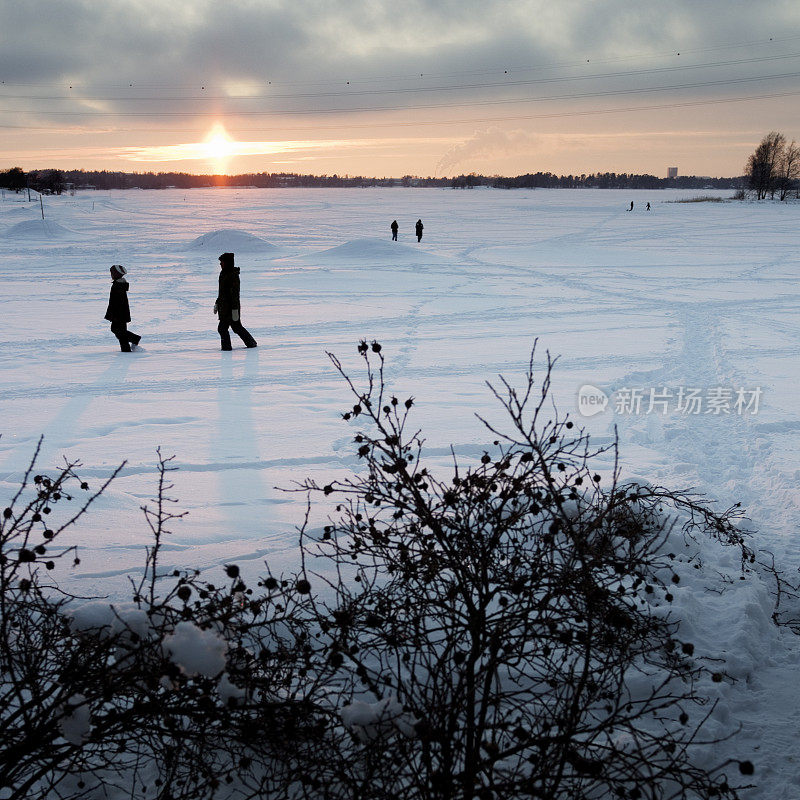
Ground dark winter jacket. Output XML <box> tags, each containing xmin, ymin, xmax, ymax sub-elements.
<box><xmin>216</xmin><ymin>265</ymin><xmax>241</xmax><ymax>322</ymax></box>
<box><xmin>104</xmin><ymin>280</ymin><xmax>131</xmax><ymax>323</ymax></box>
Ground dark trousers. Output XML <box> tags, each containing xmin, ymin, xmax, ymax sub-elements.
<box><xmin>218</xmin><ymin>319</ymin><xmax>257</xmax><ymax>350</ymax></box>
<box><xmin>110</xmin><ymin>321</ymin><xmax>140</xmax><ymax>352</ymax></box>
<box><xmin>392</xmin><ymin>231</ymin><xmax>397</xmax><ymax>240</ymax></box>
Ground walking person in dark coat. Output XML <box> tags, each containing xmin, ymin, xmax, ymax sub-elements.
<box><xmin>390</xmin><ymin>220</ymin><xmax>398</xmax><ymax>241</ymax></box>
<box><xmin>214</xmin><ymin>252</ymin><xmax>257</xmax><ymax>351</ymax></box>
<box><xmin>415</xmin><ymin>218</ymin><xmax>424</xmax><ymax>242</ymax></box>
<box><xmin>104</xmin><ymin>264</ymin><xmax>141</xmax><ymax>352</ymax></box>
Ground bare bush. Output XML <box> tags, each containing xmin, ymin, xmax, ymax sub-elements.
<box><xmin>1</xmin><ymin>346</ymin><xmax>762</xmax><ymax>800</ymax></box>
<box><xmin>0</xmin><ymin>445</ymin><xmax>325</xmax><ymax>800</ymax></box>
<box><xmin>295</xmin><ymin>342</ymin><xmax>755</xmax><ymax>800</ymax></box>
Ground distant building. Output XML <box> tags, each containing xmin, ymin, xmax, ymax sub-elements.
<box><xmin>667</xmin><ymin>167</ymin><xmax>678</xmax><ymax>179</ymax></box>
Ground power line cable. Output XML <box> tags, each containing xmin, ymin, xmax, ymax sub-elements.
<box><xmin>2</xmin><ymin>51</ymin><xmax>800</xmax><ymax>103</ymax></box>
<box><xmin>1</xmin><ymin>70</ymin><xmax>798</xmax><ymax>117</ymax></box>
<box><xmin>2</xmin><ymin>33</ymin><xmax>799</xmax><ymax>91</ymax></box>
<box><xmin>1</xmin><ymin>87</ymin><xmax>798</xmax><ymax>134</ymax></box>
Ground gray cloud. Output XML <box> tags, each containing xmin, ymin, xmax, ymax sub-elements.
<box><xmin>3</xmin><ymin>2</ymin><xmax>798</xmax><ymax>88</ymax></box>
<box><xmin>2</xmin><ymin>0</ymin><xmax>800</xmax><ymax>170</ymax></box>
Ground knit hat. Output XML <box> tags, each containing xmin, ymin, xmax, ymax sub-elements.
<box><xmin>110</xmin><ymin>264</ymin><xmax>127</xmax><ymax>279</ymax></box>
<box><xmin>219</xmin><ymin>252</ymin><xmax>234</xmax><ymax>267</ymax></box>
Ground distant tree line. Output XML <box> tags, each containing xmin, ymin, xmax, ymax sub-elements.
<box><xmin>745</xmin><ymin>131</ymin><xmax>800</xmax><ymax>200</ymax></box>
<box><xmin>491</xmin><ymin>172</ymin><xmax>741</xmax><ymax>190</ymax></box>
<box><xmin>0</xmin><ymin>169</ymin><xmax>425</xmax><ymax>192</ymax></box>
<box><xmin>0</xmin><ymin>166</ymin><xmax>743</xmax><ymax>193</ymax></box>
<box><xmin>0</xmin><ymin>167</ymin><xmax>27</xmax><ymax>192</ymax></box>
<box><xmin>0</xmin><ymin>168</ymin><xmax>66</xmax><ymax>195</ymax></box>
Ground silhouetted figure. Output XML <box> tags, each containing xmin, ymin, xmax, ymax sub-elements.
<box><xmin>104</xmin><ymin>264</ymin><xmax>141</xmax><ymax>352</ymax></box>
<box><xmin>629</xmin><ymin>201</ymin><xmax>634</xmax><ymax>211</ymax></box>
<box><xmin>214</xmin><ymin>252</ymin><xmax>257</xmax><ymax>351</ymax></box>
<box><xmin>415</xmin><ymin>219</ymin><xmax>424</xmax><ymax>242</ymax></box>
<box><xmin>390</xmin><ymin>220</ymin><xmax>398</xmax><ymax>241</ymax></box>
<box><xmin>646</xmin><ymin>202</ymin><xmax>651</xmax><ymax>211</ymax></box>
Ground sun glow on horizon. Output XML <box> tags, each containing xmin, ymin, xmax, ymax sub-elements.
<box><xmin>116</xmin><ymin>130</ymin><xmax>433</xmax><ymax>172</ymax></box>
<box><xmin>117</xmin><ymin>123</ymin><xmax>243</xmax><ymax>171</ymax></box>
<box><xmin>203</xmin><ymin>123</ymin><xmax>236</xmax><ymax>164</ymax></box>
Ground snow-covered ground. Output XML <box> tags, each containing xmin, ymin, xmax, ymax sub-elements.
<box><xmin>1</xmin><ymin>186</ymin><xmax>799</xmax><ymax>796</ymax></box>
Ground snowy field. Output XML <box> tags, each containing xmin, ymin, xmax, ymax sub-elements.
<box><xmin>1</xmin><ymin>186</ymin><xmax>799</xmax><ymax>796</ymax></box>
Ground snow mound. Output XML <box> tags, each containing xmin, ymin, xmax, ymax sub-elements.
<box><xmin>2</xmin><ymin>219</ymin><xmax>77</xmax><ymax>239</ymax></box>
<box><xmin>318</xmin><ymin>238</ymin><xmax>440</xmax><ymax>262</ymax></box>
<box><xmin>188</xmin><ymin>229</ymin><xmax>277</xmax><ymax>253</ymax></box>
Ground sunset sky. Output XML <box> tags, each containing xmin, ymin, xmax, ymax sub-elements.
<box><xmin>2</xmin><ymin>0</ymin><xmax>800</xmax><ymax>177</ymax></box>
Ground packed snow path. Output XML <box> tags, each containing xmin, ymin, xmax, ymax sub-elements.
<box><xmin>1</xmin><ymin>187</ymin><xmax>799</xmax><ymax>797</ymax></box>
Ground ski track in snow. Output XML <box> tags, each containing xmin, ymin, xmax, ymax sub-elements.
<box><xmin>1</xmin><ymin>187</ymin><xmax>799</xmax><ymax>797</ymax></box>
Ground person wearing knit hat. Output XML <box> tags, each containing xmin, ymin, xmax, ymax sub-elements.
<box><xmin>213</xmin><ymin>252</ymin><xmax>257</xmax><ymax>351</ymax></box>
<box><xmin>104</xmin><ymin>264</ymin><xmax>141</xmax><ymax>352</ymax></box>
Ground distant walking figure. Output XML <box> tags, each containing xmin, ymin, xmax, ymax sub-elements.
<box><xmin>390</xmin><ymin>220</ymin><xmax>398</xmax><ymax>241</ymax></box>
<box><xmin>646</xmin><ymin>202</ymin><xmax>651</xmax><ymax>211</ymax></box>
<box><xmin>415</xmin><ymin>218</ymin><xmax>424</xmax><ymax>242</ymax></box>
<box><xmin>214</xmin><ymin>252</ymin><xmax>257</xmax><ymax>351</ymax></box>
<box><xmin>105</xmin><ymin>264</ymin><xmax>141</xmax><ymax>352</ymax></box>
<box><xmin>629</xmin><ymin>201</ymin><xmax>634</xmax><ymax>211</ymax></box>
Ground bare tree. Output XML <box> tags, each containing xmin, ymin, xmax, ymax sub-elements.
<box><xmin>777</xmin><ymin>139</ymin><xmax>800</xmax><ymax>200</ymax></box>
<box><xmin>746</xmin><ymin>131</ymin><xmax>786</xmax><ymax>199</ymax></box>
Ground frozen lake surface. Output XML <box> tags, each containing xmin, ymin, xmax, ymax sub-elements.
<box><xmin>1</xmin><ymin>186</ymin><xmax>799</xmax><ymax>796</ymax></box>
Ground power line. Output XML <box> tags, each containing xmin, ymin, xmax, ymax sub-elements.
<box><xmin>1</xmin><ymin>70</ymin><xmax>798</xmax><ymax>118</ymax></box>
<box><xmin>1</xmin><ymin>33</ymin><xmax>799</xmax><ymax>91</ymax></box>
<box><xmin>2</xmin><ymin>51</ymin><xmax>799</xmax><ymax>103</ymax></box>
<box><xmin>1</xmin><ymin>87</ymin><xmax>798</xmax><ymax>135</ymax></box>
